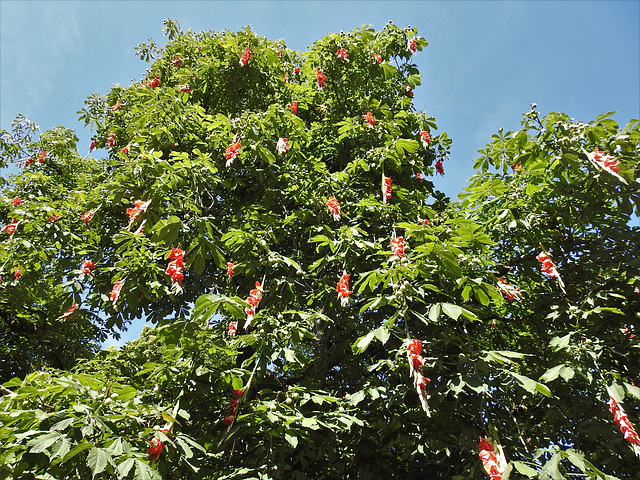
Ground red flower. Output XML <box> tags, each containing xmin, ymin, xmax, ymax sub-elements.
<box><xmin>110</xmin><ymin>280</ymin><xmax>124</xmax><ymax>306</ymax></box>
<box><xmin>478</xmin><ymin>437</ymin><xmax>505</xmax><ymax>480</ymax></box>
<box><xmin>147</xmin><ymin>437</ymin><xmax>165</xmax><ymax>465</ymax></box>
<box><xmin>497</xmin><ymin>277</ymin><xmax>523</xmax><ymax>301</ymax></box>
<box><xmin>166</xmin><ymin>248</ymin><xmax>186</xmax><ymax>287</ymax></box>
<box><xmin>81</xmin><ymin>210</ymin><xmax>93</xmax><ymax>225</ymax></box>
<box><xmin>120</xmin><ymin>146</ymin><xmax>129</xmax><ymax>154</ymax></box>
<box><xmin>81</xmin><ymin>260</ymin><xmax>96</xmax><ymax>275</ymax></box>
<box><xmin>290</xmin><ymin>101</ymin><xmax>298</xmax><ymax>114</ymax></box>
<box><xmin>225</xmin><ymin>142</ymin><xmax>241</xmax><ymax>166</ymax></box>
<box><xmin>435</xmin><ymin>160</ymin><xmax>444</xmax><ymax>175</ymax></box>
<box><xmin>227</xmin><ymin>261</ymin><xmax>235</xmax><ymax>277</ymax></box>
<box><xmin>416</xmin><ymin>173</ymin><xmax>424</xmax><ymax>180</ymax></box>
<box><xmin>244</xmin><ymin>281</ymin><xmax>264</xmax><ymax>328</ymax></box>
<box><xmin>411</xmin><ymin>354</ymin><xmax>425</xmax><ymax>371</ymax></box>
<box><xmin>60</xmin><ymin>303</ymin><xmax>79</xmax><ymax>320</ymax></box>
<box><xmin>38</xmin><ymin>150</ymin><xmax>47</xmax><ymax>163</ymax></box>
<box><xmin>3</xmin><ymin>218</ymin><xmax>19</xmax><ymax>236</ymax></box>
<box><xmin>277</xmin><ymin>50</ymin><xmax>281</xmax><ymax>57</ymax></box>
<box><xmin>25</xmin><ymin>158</ymin><xmax>34</xmax><ymax>167</ymax></box>
<box><xmin>373</xmin><ymin>53</ymin><xmax>382</xmax><ymax>64</ymax></box>
<box><xmin>390</xmin><ymin>236</ymin><xmax>405</xmax><ymax>260</ymax></box>
<box><xmin>10</xmin><ymin>197</ymin><xmax>22</xmax><ymax>206</ymax></box>
<box><xmin>126</xmin><ymin>199</ymin><xmax>149</xmax><ymax>227</ymax></box>
<box><xmin>283</xmin><ymin>73</ymin><xmax>289</xmax><ymax>83</ymax></box>
<box><xmin>406</xmin><ymin>337</ymin><xmax>430</xmax><ymax>415</ymax></box>
<box><xmin>172</xmin><ymin>56</ymin><xmax>183</xmax><ymax>66</ymax></box>
<box><xmin>327</xmin><ymin>196</ymin><xmax>340</xmax><ymax>220</ymax></box>
<box><xmin>276</xmin><ymin>137</ymin><xmax>290</xmax><ymax>155</ymax></box>
<box><xmin>239</xmin><ymin>47</ymin><xmax>252</xmax><ymax>67</ymax></box>
<box><xmin>407</xmin><ymin>339</ymin><xmax>421</xmax><ymax>355</ymax></box>
<box><xmin>48</xmin><ymin>215</ymin><xmax>60</xmax><ymax>223</ymax></box>
<box><xmin>111</xmin><ymin>102</ymin><xmax>122</xmax><ymax>111</ymax></box>
<box><xmin>14</xmin><ymin>267</ymin><xmax>21</xmax><ymax>279</ymax></box>
<box><xmin>363</xmin><ymin>111</ymin><xmax>375</xmax><ymax>125</ymax></box>
<box><xmin>177</xmin><ymin>84</ymin><xmax>192</xmax><ymax>92</ymax></box>
<box><xmin>592</xmin><ymin>149</ymin><xmax>619</xmax><ymax>173</ymax></box>
<box><xmin>336</xmin><ymin>48</ymin><xmax>350</xmax><ymax>62</ymax></box>
<box><xmin>336</xmin><ymin>272</ymin><xmax>352</xmax><ymax>306</ymax></box>
<box><xmin>382</xmin><ymin>175</ymin><xmax>392</xmax><ymax>202</ymax></box>
<box><xmin>316</xmin><ymin>69</ymin><xmax>326</xmax><ymax>90</ymax></box>
<box><xmin>417</xmin><ymin>216</ymin><xmax>429</xmax><ymax>225</ymax></box>
<box><xmin>107</xmin><ymin>133</ymin><xmax>116</xmax><ymax>147</ymax></box>
<box><xmin>408</xmin><ymin>38</ymin><xmax>417</xmax><ymax>53</ymax></box>
<box><xmin>294</xmin><ymin>67</ymin><xmax>301</xmax><ymax>75</ymax></box>
<box><xmin>536</xmin><ymin>251</ymin><xmax>559</xmax><ymax>279</ymax></box>
<box><xmin>149</xmin><ymin>76</ymin><xmax>160</xmax><ymax>89</ymax></box>
<box><xmin>420</xmin><ymin>130</ymin><xmax>431</xmax><ymax>147</ymax></box>
<box><xmin>228</xmin><ymin>320</ymin><xmax>238</xmax><ymax>337</ymax></box>
<box><xmin>608</xmin><ymin>397</ymin><xmax>640</xmax><ymax>446</ymax></box>
<box><xmin>405</xmin><ymin>84</ymin><xmax>414</xmax><ymax>97</ymax></box>
<box><xmin>89</xmin><ymin>139</ymin><xmax>97</xmax><ymax>151</ymax></box>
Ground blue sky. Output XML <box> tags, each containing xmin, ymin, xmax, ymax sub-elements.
<box><xmin>2</xmin><ymin>1</ymin><xmax>639</xmax><ymax>345</ymax></box>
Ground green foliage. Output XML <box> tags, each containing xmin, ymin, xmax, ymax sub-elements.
<box><xmin>1</xmin><ymin>20</ymin><xmax>639</xmax><ymax>479</ymax></box>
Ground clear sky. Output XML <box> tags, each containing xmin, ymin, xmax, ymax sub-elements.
<box><xmin>1</xmin><ymin>0</ymin><xmax>639</xmax><ymax>345</ymax></box>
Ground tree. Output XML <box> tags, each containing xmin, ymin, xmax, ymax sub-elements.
<box><xmin>0</xmin><ymin>20</ymin><xmax>638</xmax><ymax>480</ymax></box>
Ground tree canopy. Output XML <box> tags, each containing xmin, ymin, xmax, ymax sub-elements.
<box><xmin>1</xmin><ymin>20</ymin><xmax>639</xmax><ymax>480</ymax></box>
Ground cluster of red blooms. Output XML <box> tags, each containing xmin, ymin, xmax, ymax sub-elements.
<box><xmin>294</xmin><ymin>67</ymin><xmax>301</xmax><ymax>75</ymax></box>
<box><xmin>416</xmin><ymin>173</ymin><xmax>424</xmax><ymax>180</ymax></box>
<box><xmin>608</xmin><ymin>397</ymin><xmax>640</xmax><ymax>451</ymax></box>
<box><xmin>363</xmin><ymin>111</ymin><xmax>375</xmax><ymax>125</ymax></box>
<box><xmin>166</xmin><ymin>248</ymin><xmax>185</xmax><ymax>286</ymax></box>
<box><xmin>228</xmin><ymin>320</ymin><xmax>238</xmax><ymax>336</ymax></box>
<box><xmin>418</xmin><ymin>216</ymin><xmax>429</xmax><ymax>225</ymax></box>
<box><xmin>290</xmin><ymin>101</ymin><xmax>298</xmax><ymax>114</ymax></box>
<box><xmin>239</xmin><ymin>47</ymin><xmax>252</xmax><ymax>66</ymax></box>
<box><xmin>10</xmin><ymin>197</ymin><xmax>22</xmax><ymax>206</ymax></box>
<box><xmin>81</xmin><ymin>210</ymin><xmax>93</xmax><ymax>225</ymax></box>
<box><xmin>497</xmin><ymin>277</ymin><xmax>522</xmax><ymax>301</ymax></box>
<box><xmin>172</xmin><ymin>56</ymin><xmax>182</xmax><ymax>66</ymax></box>
<box><xmin>405</xmin><ymin>84</ymin><xmax>414</xmax><ymax>98</ymax></box>
<box><xmin>126</xmin><ymin>199</ymin><xmax>149</xmax><ymax>226</ymax></box>
<box><xmin>81</xmin><ymin>260</ymin><xmax>96</xmax><ymax>275</ymax></box>
<box><xmin>276</xmin><ymin>137</ymin><xmax>290</xmax><ymax>155</ymax></box>
<box><xmin>48</xmin><ymin>215</ymin><xmax>60</xmax><ymax>223</ymax></box>
<box><xmin>382</xmin><ymin>175</ymin><xmax>392</xmax><ymax>202</ymax></box>
<box><xmin>61</xmin><ymin>303</ymin><xmax>78</xmax><ymax>320</ymax></box>
<box><xmin>225</xmin><ymin>142</ymin><xmax>241</xmax><ymax>166</ymax></box>
<box><xmin>38</xmin><ymin>150</ymin><xmax>46</xmax><ymax>163</ymax></box>
<box><xmin>390</xmin><ymin>237</ymin><xmax>405</xmax><ymax>260</ymax></box>
<box><xmin>147</xmin><ymin>428</ymin><xmax>171</xmax><ymax>465</ymax></box>
<box><xmin>336</xmin><ymin>272</ymin><xmax>352</xmax><ymax>307</ymax></box>
<box><xmin>107</xmin><ymin>133</ymin><xmax>116</xmax><ymax>147</ymax></box>
<box><xmin>177</xmin><ymin>84</ymin><xmax>191</xmax><ymax>93</ymax></box>
<box><xmin>223</xmin><ymin>389</ymin><xmax>244</xmax><ymax>432</ymax></box>
<box><xmin>478</xmin><ymin>437</ymin><xmax>506</xmax><ymax>480</ymax></box>
<box><xmin>244</xmin><ymin>281</ymin><xmax>263</xmax><ymax>328</ymax></box>
<box><xmin>407</xmin><ymin>339</ymin><xmax>431</xmax><ymax>415</ymax></box>
<box><xmin>316</xmin><ymin>70</ymin><xmax>326</xmax><ymax>90</ymax></box>
<box><xmin>148</xmin><ymin>76</ymin><xmax>160</xmax><ymax>89</ymax></box>
<box><xmin>283</xmin><ymin>73</ymin><xmax>289</xmax><ymax>83</ymax></box>
<box><xmin>435</xmin><ymin>160</ymin><xmax>444</xmax><ymax>175</ymax></box>
<box><xmin>420</xmin><ymin>130</ymin><xmax>431</xmax><ymax>147</ymax></box>
<box><xmin>110</xmin><ymin>280</ymin><xmax>124</xmax><ymax>306</ymax></box>
<box><xmin>120</xmin><ymin>146</ymin><xmax>129</xmax><ymax>154</ymax></box>
<box><xmin>336</xmin><ymin>48</ymin><xmax>349</xmax><ymax>62</ymax></box>
<box><xmin>89</xmin><ymin>139</ymin><xmax>97</xmax><ymax>152</ymax></box>
<box><xmin>592</xmin><ymin>149</ymin><xmax>620</xmax><ymax>173</ymax></box>
<box><xmin>227</xmin><ymin>261</ymin><xmax>235</xmax><ymax>277</ymax></box>
<box><xmin>3</xmin><ymin>218</ymin><xmax>19</xmax><ymax>236</ymax></box>
<box><xmin>408</xmin><ymin>38</ymin><xmax>417</xmax><ymax>53</ymax></box>
<box><xmin>373</xmin><ymin>53</ymin><xmax>383</xmax><ymax>64</ymax></box>
<box><xmin>327</xmin><ymin>196</ymin><xmax>341</xmax><ymax>220</ymax></box>
<box><xmin>111</xmin><ymin>102</ymin><xmax>122</xmax><ymax>111</ymax></box>
<box><xmin>14</xmin><ymin>267</ymin><xmax>21</xmax><ymax>279</ymax></box>
<box><xmin>536</xmin><ymin>251</ymin><xmax>559</xmax><ymax>279</ymax></box>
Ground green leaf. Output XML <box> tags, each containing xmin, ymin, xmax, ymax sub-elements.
<box><xmin>87</xmin><ymin>447</ymin><xmax>111</xmax><ymax>478</ymax></box>
<box><xmin>117</xmin><ymin>457</ymin><xmax>135</xmax><ymax>477</ymax></box>
<box><xmin>352</xmin><ymin>330</ymin><xmax>376</xmax><ymax>354</ymax></box>
<box><xmin>134</xmin><ymin>459</ymin><xmax>162</xmax><ymax>480</ymax></box>
<box><xmin>285</xmin><ymin>433</ymin><xmax>299</xmax><ymax>448</ymax></box>
<box><xmin>441</xmin><ymin>303</ymin><xmax>462</xmax><ymax>320</ymax></box>
<box><xmin>512</xmin><ymin>460</ymin><xmax>538</xmax><ymax>477</ymax></box>
<box><xmin>540</xmin><ymin>364</ymin><xmax>564</xmax><ymax>383</ymax></box>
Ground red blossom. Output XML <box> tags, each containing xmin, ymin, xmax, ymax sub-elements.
<box><xmin>61</xmin><ymin>303</ymin><xmax>79</xmax><ymax>319</ymax></box>
<box><xmin>228</xmin><ymin>320</ymin><xmax>238</xmax><ymax>336</ymax></box>
<box><xmin>25</xmin><ymin>158</ymin><xmax>34</xmax><ymax>167</ymax></box>
<box><xmin>147</xmin><ymin>437</ymin><xmax>165</xmax><ymax>465</ymax></box>
<box><xmin>327</xmin><ymin>196</ymin><xmax>341</xmax><ymax>220</ymax></box>
<box><xmin>172</xmin><ymin>56</ymin><xmax>183</xmax><ymax>66</ymax></box>
<box><xmin>390</xmin><ymin>237</ymin><xmax>405</xmax><ymax>260</ymax></box>
<box><xmin>420</xmin><ymin>130</ymin><xmax>431</xmax><ymax>147</ymax></box>
<box><xmin>336</xmin><ymin>272</ymin><xmax>352</xmax><ymax>306</ymax></box>
<box><xmin>406</xmin><ymin>337</ymin><xmax>430</xmax><ymax>415</ymax></box>
<box><xmin>593</xmin><ymin>149</ymin><xmax>619</xmax><ymax>173</ymax></box>
<box><xmin>149</xmin><ymin>76</ymin><xmax>160</xmax><ymax>89</ymax></box>
<box><xmin>166</xmin><ymin>248</ymin><xmax>186</xmax><ymax>287</ymax></box>
<box><xmin>416</xmin><ymin>173</ymin><xmax>424</xmax><ymax>180</ymax></box>
<box><xmin>608</xmin><ymin>397</ymin><xmax>640</xmax><ymax>446</ymax></box>
<box><xmin>89</xmin><ymin>139</ymin><xmax>97</xmax><ymax>151</ymax></box>
<box><xmin>111</xmin><ymin>102</ymin><xmax>122</xmax><ymax>111</ymax></box>
<box><xmin>290</xmin><ymin>101</ymin><xmax>298</xmax><ymax>114</ymax></box>
<box><xmin>81</xmin><ymin>260</ymin><xmax>96</xmax><ymax>275</ymax></box>
<box><xmin>3</xmin><ymin>218</ymin><xmax>19</xmax><ymax>236</ymax></box>
<box><xmin>38</xmin><ymin>150</ymin><xmax>46</xmax><ymax>163</ymax></box>
<box><xmin>408</xmin><ymin>38</ymin><xmax>417</xmax><ymax>53</ymax></box>
<box><xmin>336</xmin><ymin>48</ymin><xmax>349</xmax><ymax>62</ymax></box>
<box><xmin>497</xmin><ymin>277</ymin><xmax>523</xmax><ymax>301</ymax></box>
<box><xmin>405</xmin><ymin>84</ymin><xmax>414</xmax><ymax>97</ymax></box>
<box><xmin>435</xmin><ymin>160</ymin><xmax>444</xmax><ymax>175</ymax></box>
<box><xmin>81</xmin><ymin>210</ymin><xmax>93</xmax><ymax>225</ymax></box>
<box><xmin>107</xmin><ymin>133</ymin><xmax>116</xmax><ymax>147</ymax></box>
<box><xmin>294</xmin><ymin>67</ymin><xmax>301</xmax><ymax>75</ymax></box>
<box><xmin>126</xmin><ymin>199</ymin><xmax>149</xmax><ymax>226</ymax></box>
<box><xmin>48</xmin><ymin>215</ymin><xmax>60</xmax><ymax>223</ymax></box>
<box><xmin>239</xmin><ymin>47</ymin><xmax>252</xmax><ymax>66</ymax></box>
<box><xmin>227</xmin><ymin>261</ymin><xmax>235</xmax><ymax>277</ymax></box>
<box><xmin>417</xmin><ymin>216</ymin><xmax>429</xmax><ymax>225</ymax></box>
<box><xmin>536</xmin><ymin>251</ymin><xmax>559</xmax><ymax>279</ymax></box>
<box><xmin>120</xmin><ymin>146</ymin><xmax>129</xmax><ymax>154</ymax></box>
<box><xmin>276</xmin><ymin>137</ymin><xmax>290</xmax><ymax>155</ymax></box>
<box><xmin>244</xmin><ymin>281</ymin><xmax>263</xmax><ymax>328</ymax></box>
<box><xmin>382</xmin><ymin>175</ymin><xmax>392</xmax><ymax>202</ymax></box>
<box><xmin>407</xmin><ymin>339</ymin><xmax>422</xmax><ymax>356</ymax></box>
<box><xmin>363</xmin><ymin>111</ymin><xmax>375</xmax><ymax>125</ymax></box>
<box><xmin>225</xmin><ymin>142</ymin><xmax>241</xmax><ymax>166</ymax></box>
<box><xmin>478</xmin><ymin>437</ymin><xmax>505</xmax><ymax>480</ymax></box>
<box><xmin>316</xmin><ymin>69</ymin><xmax>326</xmax><ymax>90</ymax></box>
<box><xmin>110</xmin><ymin>280</ymin><xmax>124</xmax><ymax>306</ymax></box>
<box><xmin>283</xmin><ymin>73</ymin><xmax>289</xmax><ymax>83</ymax></box>
<box><xmin>14</xmin><ymin>267</ymin><xmax>21</xmax><ymax>279</ymax></box>
<box><xmin>10</xmin><ymin>197</ymin><xmax>22</xmax><ymax>206</ymax></box>
<box><xmin>373</xmin><ymin>53</ymin><xmax>382</xmax><ymax>64</ymax></box>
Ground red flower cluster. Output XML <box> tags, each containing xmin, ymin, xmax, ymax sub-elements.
<box><xmin>223</xmin><ymin>389</ymin><xmax>244</xmax><ymax>432</ymax></box>
<box><xmin>478</xmin><ymin>437</ymin><xmax>505</xmax><ymax>480</ymax></box>
<box><xmin>407</xmin><ymin>339</ymin><xmax>431</xmax><ymax>415</ymax></box>
<box><xmin>592</xmin><ymin>149</ymin><xmax>619</xmax><ymax>173</ymax></box>
<box><xmin>228</xmin><ymin>320</ymin><xmax>238</xmax><ymax>337</ymax></box>
<box><xmin>111</xmin><ymin>102</ymin><xmax>122</xmax><ymax>111</ymax></box>
<box><xmin>435</xmin><ymin>160</ymin><xmax>444</xmax><ymax>175</ymax></box>
<box><xmin>316</xmin><ymin>69</ymin><xmax>326</xmax><ymax>90</ymax></box>
<box><xmin>147</xmin><ymin>428</ymin><xmax>171</xmax><ymax>465</ymax></box>
<box><xmin>110</xmin><ymin>280</ymin><xmax>124</xmax><ymax>306</ymax></box>
<box><xmin>417</xmin><ymin>216</ymin><xmax>429</xmax><ymax>225</ymax></box>
<box><xmin>244</xmin><ymin>281</ymin><xmax>263</xmax><ymax>328</ymax></box>
<box><xmin>382</xmin><ymin>175</ymin><xmax>392</xmax><ymax>202</ymax></box>
<box><xmin>227</xmin><ymin>261</ymin><xmax>235</xmax><ymax>277</ymax></box>
<box><xmin>25</xmin><ymin>158</ymin><xmax>34</xmax><ymax>167</ymax></box>
<box><xmin>239</xmin><ymin>47</ymin><xmax>252</xmax><ymax>66</ymax></box>
<box><xmin>177</xmin><ymin>84</ymin><xmax>192</xmax><ymax>93</ymax></box>
<box><xmin>166</xmin><ymin>248</ymin><xmax>185</xmax><ymax>286</ymax></box>
<box><xmin>81</xmin><ymin>260</ymin><xmax>96</xmax><ymax>275</ymax></box>
<box><xmin>38</xmin><ymin>150</ymin><xmax>46</xmax><ymax>163</ymax></box>
<box><xmin>107</xmin><ymin>133</ymin><xmax>116</xmax><ymax>147</ymax></box>
<box><xmin>172</xmin><ymin>56</ymin><xmax>182</xmax><ymax>66</ymax></box>
<box><xmin>497</xmin><ymin>277</ymin><xmax>523</xmax><ymax>301</ymax></box>
<box><xmin>290</xmin><ymin>101</ymin><xmax>298</xmax><ymax>114</ymax></box>
<box><xmin>225</xmin><ymin>142</ymin><xmax>241</xmax><ymax>166</ymax></box>
<box><xmin>14</xmin><ymin>267</ymin><xmax>21</xmax><ymax>279</ymax></box>
<box><xmin>420</xmin><ymin>130</ymin><xmax>431</xmax><ymax>147</ymax></box>
<box><xmin>363</xmin><ymin>111</ymin><xmax>375</xmax><ymax>125</ymax></box>
<box><xmin>390</xmin><ymin>237</ymin><xmax>405</xmax><ymax>260</ymax></box>
<box><xmin>373</xmin><ymin>53</ymin><xmax>383</xmax><ymax>64</ymax></box>
<box><xmin>283</xmin><ymin>73</ymin><xmax>289</xmax><ymax>83</ymax></box>
<box><xmin>120</xmin><ymin>146</ymin><xmax>129</xmax><ymax>154</ymax></box>
<box><xmin>294</xmin><ymin>67</ymin><xmax>301</xmax><ymax>75</ymax></box>
<box><xmin>3</xmin><ymin>218</ymin><xmax>19</xmax><ymax>236</ymax></box>
<box><xmin>81</xmin><ymin>210</ymin><xmax>93</xmax><ymax>225</ymax></box>
<box><xmin>405</xmin><ymin>84</ymin><xmax>414</xmax><ymax>98</ymax></box>
<box><xmin>48</xmin><ymin>215</ymin><xmax>60</xmax><ymax>223</ymax></box>
<box><xmin>336</xmin><ymin>48</ymin><xmax>349</xmax><ymax>62</ymax></box>
<box><xmin>408</xmin><ymin>38</ymin><xmax>417</xmax><ymax>53</ymax></box>
<box><xmin>149</xmin><ymin>76</ymin><xmax>160</xmax><ymax>89</ymax></box>
<box><xmin>536</xmin><ymin>251</ymin><xmax>559</xmax><ymax>279</ymax></box>
<box><xmin>327</xmin><ymin>196</ymin><xmax>341</xmax><ymax>220</ymax></box>
<box><xmin>608</xmin><ymin>397</ymin><xmax>640</xmax><ymax>447</ymax></box>
<box><xmin>89</xmin><ymin>139</ymin><xmax>97</xmax><ymax>151</ymax></box>
<box><xmin>336</xmin><ymin>272</ymin><xmax>352</xmax><ymax>307</ymax></box>
<box><xmin>276</xmin><ymin>137</ymin><xmax>290</xmax><ymax>155</ymax></box>
<box><xmin>416</xmin><ymin>173</ymin><xmax>424</xmax><ymax>180</ymax></box>
<box><xmin>61</xmin><ymin>303</ymin><xmax>78</xmax><ymax>320</ymax></box>
<box><xmin>126</xmin><ymin>199</ymin><xmax>149</xmax><ymax>226</ymax></box>
<box><xmin>10</xmin><ymin>197</ymin><xmax>22</xmax><ymax>206</ymax></box>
